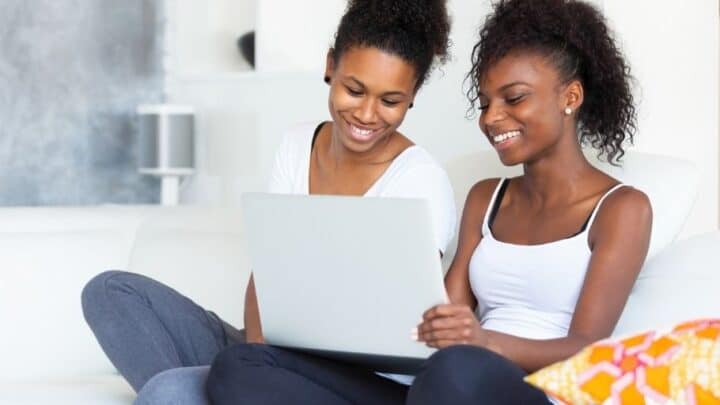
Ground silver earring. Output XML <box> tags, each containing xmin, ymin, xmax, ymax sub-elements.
<box><xmin>564</xmin><ymin>107</ymin><xmax>573</xmax><ymax>115</ymax></box>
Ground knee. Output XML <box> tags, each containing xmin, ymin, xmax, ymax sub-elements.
<box><xmin>134</xmin><ymin>366</ymin><xmax>210</xmax><ymax>405</ymax></box>
<box><xmin>428</xmin><ymin>345</ymin><xmax>520</xmax><ymax>380</ymax></box>
<box><xmin>81</xmin><ymin>271</ymin><xmax>122</xmax><ymax>316</ymax></box>
<box><xmin>425</xmin><ymin>345</ymin><xmax>490</xmax><ymax>376</ymax></box>
<box><xmin>409</xmin><ymin>345</ymin><xmax>524</xmax><ymax>404</ymax></box>
<box><xmin>81</xmin><ymin>270</ymin><xmax>138</xmax><ymax>322</ymax></box>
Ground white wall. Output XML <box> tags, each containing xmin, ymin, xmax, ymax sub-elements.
<box><xmin>601</xmin><ymin>0</ymin><xmax>719</xmax><ymax>237</ymax></box>
<box><xmin>255</xmin><ymin>0</ymin><xmax>347</xmax><ymax>72</ymax></box>
<box><xmin>168</xmin><ymin>0</ymin><xmax>719</xmax><ymax>238</ymax></box>
<box><xmin>165</xmin><ymin>0</ymin><xmax>256</xmax><ymax>77</ymax></box>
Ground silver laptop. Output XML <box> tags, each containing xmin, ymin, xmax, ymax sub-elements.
<box><xmin>241</xmin><ymin>193</ymin><xmax>448</xmax><ymax>374</ymax></box>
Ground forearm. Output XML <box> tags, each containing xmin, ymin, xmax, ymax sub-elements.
<box><xmin>484</xmin><ymin>330</ymin><xmax>596</xmax><ymax>373</ymax></box>
<box><xmin>444</xmin><ymin>268</ymin><xmax>477</xmax><ymax>308</ymax></box>
<box><xmin>244</xmin><ymin>275</ymin><xmax>264</xmax><ymax>343</ymax></box>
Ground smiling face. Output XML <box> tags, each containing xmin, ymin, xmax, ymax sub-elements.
<box><xmin>325</xmin><ymin>46</ymin><xmax>417</xmax><ymax>155</ymax></box>
<box><xmin>478</xmin><ymin>51</ymin><xmax>582</xmax><ymax>166</ymax></box>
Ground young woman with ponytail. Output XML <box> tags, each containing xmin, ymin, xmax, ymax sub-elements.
<box><xmin>82</xmin><ymin>1</ymin><xmax>454</xmax><ymax>404</ymax></box>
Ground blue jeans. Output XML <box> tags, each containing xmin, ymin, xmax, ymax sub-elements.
<box><xmin>81</xmin><ymin>270</ymin><xmax>244</xmax><ymax>404</ymax></box>
<box><xmin>207</xmin><ymin>344</ymin><xmax>551</xmax><ymax>404</ymax></box>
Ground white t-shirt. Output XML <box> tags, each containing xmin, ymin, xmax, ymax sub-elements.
<box><xmin>268</xmin><ymin>122</ymin><xmax>457</xmax><ymax>255</ymax></box>
<box><xmin>268</xmin><ymin>122</ymin><xmax>457</xmax><ymax>385</ymax></box>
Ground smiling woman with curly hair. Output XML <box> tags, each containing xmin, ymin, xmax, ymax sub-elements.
<box><xmin>467</xmin><ymin>0</ymin><xmax>637</xmax><ymax>164</ymax></box>
<box><xmin>412</xmin><ymin>1</ymin><xmax>651</xmax><ymax>404</ymax></box>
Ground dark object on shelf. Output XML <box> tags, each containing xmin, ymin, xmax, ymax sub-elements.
<box><xmin>237</xmin><ymin>31</ymin><xmax>255</xmax><ymax>67</ymax></box>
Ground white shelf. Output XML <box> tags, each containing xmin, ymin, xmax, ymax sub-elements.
<box><xmin>169</xmin><ymin>70</ymin><xmax>259</xmax><ymax>83</ymax></box>
<box><xmin>164</xmin><ymin>0</ymin><xmax>257</xmax><ymax>83</ymax></box>
<box><xmin>168</xmin><ymin>70</ymin><xmax>320</xmax><ymax>84</ymax></box>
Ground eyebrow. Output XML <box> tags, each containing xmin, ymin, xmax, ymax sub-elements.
<box><xmin>346</xmin><ymin>76</ymin><xmax>408</xmax><ymax>97</ymax></box>
<box><xmin>478</xmin><ymin>81</ymin><xmax>532</xmax><ymax>97</ymax></box>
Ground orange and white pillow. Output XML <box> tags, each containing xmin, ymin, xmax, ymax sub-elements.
<box><xmin>525</xmin><ymin>319</ymin><xmax>720</xmax><ymax>405</ymax></box>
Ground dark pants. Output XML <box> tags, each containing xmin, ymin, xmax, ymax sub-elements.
<box><xmin>81</xmin><ymin>270</ymin><xmax>245</xmax><ymax>403</ymax></box>
<box><xmin>207</xmin><ymin>344</ymin><xmax>550</xmax><ymax>405</ymax></box>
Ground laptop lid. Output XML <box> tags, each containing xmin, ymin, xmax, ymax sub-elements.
<box><xmin>241</xmin><ymin>193</ymin><xmax>448</xmax><ymax>373</ymax></box>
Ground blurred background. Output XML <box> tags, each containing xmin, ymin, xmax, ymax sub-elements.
<box><xmin>0</xmin><ymin>0</ymin><xmax>717</xmax><ymax>238</ymax></box>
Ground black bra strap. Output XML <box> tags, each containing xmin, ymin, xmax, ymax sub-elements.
<box><xmin>311</xmin><ymin>122</ymin><xmax>325</xmax><ymax>151</ymax></box>
<box><xmin>488</xmin><ymin>179</ymin><xmax>510</xmax><ymax>230</ymax></box>
<box><xmin>571</xmin><ymin>183</ymin><xmax>622</xmax><ymax>236</ymax></box>
<box><xmin>573</xmin><ymin>211</ymin><xmax>594</xmax><ymax>236</ymax></box>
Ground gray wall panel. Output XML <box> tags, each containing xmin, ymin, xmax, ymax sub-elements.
<box><xmin>0</xmin><ymin>0</ymin><xmax>163</xmax><ymax>205</ymax></box>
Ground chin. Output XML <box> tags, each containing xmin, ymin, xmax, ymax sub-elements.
<box><xmin>496</xmin><ymin>152</ymin><xmax>523</xmax><ymax>167</ymax></box>
<box><xmin>340</xmin><ymin>130</ymin><xmax>389</xmax><ymax>153</ymax></box>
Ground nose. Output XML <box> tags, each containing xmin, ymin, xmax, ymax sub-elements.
<box><xmin>479</xmin><ymin>101</ymin><xmax>505</xmax><ymax>131</ymax></box>
<box><xmin>354</xmin><ymin>97</ymin><xmax>378</xmax><ymax>124</ymax></box>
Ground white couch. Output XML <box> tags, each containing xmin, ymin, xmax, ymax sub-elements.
<box><xmin>1</xmin><ymin>206</ymin><xmax>251</xmax><ymax>404</ymax></box>
<box><xmin>1</xmin><ymin>151</ymin><xmax>718</xmax><ymax>404</ymax></box>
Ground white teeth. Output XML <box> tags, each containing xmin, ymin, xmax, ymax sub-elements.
<box><xmin>351</xmin><ymin>124</ymin><xmax>373</xmax><ymax>137</ymax></box>
<box><xmin>493</xmin><ymin>130</ymin><xmax>521</xmax><ymax>143</ymax></box>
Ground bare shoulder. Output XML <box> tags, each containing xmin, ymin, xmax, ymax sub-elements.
<box><xmin>591</xmin><ymin>186</ymin><xmax>653</xmax><ymax>240</ymax></box>
<box><xmin>600</xmin><ymin>186</ymin><xmax>652</xmax><ymax>220</ymax></box>
<box><xmin>465</xmin><ymin>178</ymin><xmax>503</xmax><ymax>209</ymax></box>
<box><xmin>467</xmin><ymin>177</ymin><xmax>503</xmax><ymax>200</ymax></box>
<box><xmin>458</xmin><ymin>177</ymin><xmax>505</xmax><ymax>227</ymax></box>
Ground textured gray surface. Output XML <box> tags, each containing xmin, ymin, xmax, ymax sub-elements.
<box><xmin>0</xmin><ymin>0</ymin><xmax>163</xmax><ymax>205</ymax></box>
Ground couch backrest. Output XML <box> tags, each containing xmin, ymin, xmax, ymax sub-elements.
<box><xmin>127</xmin><ymin>207</ymin><xmax>252</xmax><ymax>329</ymax></box>
<box><xmin>613</xmin><ymin>231</ymin><xmax>720</xmax><ymax>336</ymax></box>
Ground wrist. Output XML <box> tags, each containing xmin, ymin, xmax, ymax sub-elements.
<box><xmin>244</xmin><ymin>326</ymin><xmax>264</xmax><ymax>344</ymax></box>
<box><xmin>246</xmin><ymin>333</ymin><xmax>264</xmax><ymax>344</ymax></box>
<box><xmin>483</xmin><ymin>330</ymin><xmax>503</xmax><ymax>356</ymax></box>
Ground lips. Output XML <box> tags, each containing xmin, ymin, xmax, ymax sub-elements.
<box><xmin>489</xmin><ymin>129</ymin><xmax>522</xmax><ymax>150</ymax></box>
<box><xmin>345</xmin><ymin>119</ymin><xmax>383</xmax><ymax>143</ymax></box>
<box><xmin>492</xmin><ymin>130</ymin><xmax>521</xmax><ymax>144</ymax></box>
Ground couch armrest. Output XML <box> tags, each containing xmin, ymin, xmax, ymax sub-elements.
<box><xmin>0</xmin><ymin>207</ymin><xmax>156</xmax><ymax>382</ymax></box>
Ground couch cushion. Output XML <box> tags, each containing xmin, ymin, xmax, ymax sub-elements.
<box><xmin>0</xmin><ymin>374</ymin><xmax>134</xmax><ymax>404</ymax></box>
<box><xmin>613</xmin><ymin>231</ymin><xmax>720</xmax><ymax>337</ymax></box>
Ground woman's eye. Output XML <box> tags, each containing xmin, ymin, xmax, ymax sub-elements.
<box><xmin>346</xmin><ymin>87</ymin><xmax>362</xmax><ymax>96</ymax></box>
<box><xmin>506</xmin><ymin>95</ymin><xmax>525</xmax><ymax>105</ymax></box>
<box><xmin>478</xmin><ymin>97</ymin><xmax>489</xmax><ymax>111</ymax></box>
<box><xmin>382</xmin><ymin>99</ymin><xmax>400</xmax><ymax>107</ymax></box>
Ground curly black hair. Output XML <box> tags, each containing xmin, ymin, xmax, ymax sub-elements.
<box><xmin>333</xmin><ymin>0</ymin><xmax>451</xmax><ymax>90</ymax></box>
<box><xmin>466</xmin><ymin>0</ymin><xmax>636</xmax><ymax>163</ymax></box>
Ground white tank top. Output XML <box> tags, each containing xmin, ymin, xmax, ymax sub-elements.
<box><xmin>469</xmin><ymin>178</ymin><xmax>626</xmax><ymax>339</ymax></box>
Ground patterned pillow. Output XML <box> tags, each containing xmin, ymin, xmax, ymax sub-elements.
<box><xmin>525</xmin><ymin>319</ymin><xmax>720</xmax><ymax>404</ymax></box>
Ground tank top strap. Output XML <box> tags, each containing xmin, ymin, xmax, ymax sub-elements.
<box><xmin>584</xmin><ymin>183</ymin><xmax>628</xmax><ymax>232</ymax></box>
<box><xmin>482</xmin><ymin>178</ymin><xmax>508</xmax><ymax>236</ymax></box>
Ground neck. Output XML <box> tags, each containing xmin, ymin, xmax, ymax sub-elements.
<box><xmin>519</xmin><ymin>132</ymin><xmax>595</xmax><ymax>207</ymax></box>
<box><xmin>326</xmin><ymin>122</ymin><xmax>393</xmax><ymax>167</ymax></box>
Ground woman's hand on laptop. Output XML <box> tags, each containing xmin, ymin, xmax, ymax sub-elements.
<box><xmin>414</xmin><ymin>304</ymin><xmax>490</xmax><ymax>350</ymax></box>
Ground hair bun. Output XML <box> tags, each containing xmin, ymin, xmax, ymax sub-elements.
<box><xmin>345</xmin><ymin>0</ymin><xmax>450</xmax><ymax>61</ymax></box>
<box><xmin>333</xmin><ymin>0</ymin><xmax>451</xmax><ymax>89</ymax></box>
